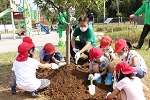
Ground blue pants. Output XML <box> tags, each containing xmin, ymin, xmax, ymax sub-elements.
<box><xmin>133</xmin><ymin>66</ymin><xmax>146</xmax><ymax>78</ymax></box>
<box><xmin>43</xmin><ymin>52</ymin><xmax>63</xmax><ymax>62</ymax></box>
<box><xmin>88</xmin><ymin>21</ymin><xmax>93</xmax><ymax>28</ymax></box>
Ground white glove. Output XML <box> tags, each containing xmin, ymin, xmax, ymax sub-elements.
<box><xmin>93</xmin><ymin>73</ymin><xmax>101</xmax><ymax>80</ymax></box>
<box><xmin>58</xmin><ymin>62</ymin><xmax>66</xmax><ymax>68</ymax></box>
<box><xmin>55</xmin><ymin>60</ymin><xmax>60</xmax><ymax>64</ymax></box>
<box><xmin>88</xmin><ymin>74</ymin><xmax>94</xmax><ymax>80</ymax></box>
<box><xmin>73</xmin><ymin>48</ymin><xmax>79</xmax><ymax>53</ymax></box>
<box><xmin>106</xmin><ymin>92</ymin><xmax>111</xmax><ymax>99</ymax></box>
<box><xmin>130</xmin><ymin>14</ymin><xmax>135</xmax><ymax>18</ymax></box>
<box><xmin>74</xmin><ymin>52</ymin><xmax>80</xmax><ymax>64</ymax></box>
<box><xmin>51</xmin><ymin>63</ymin><xmax>59</xmax><ymax>69</ymax></box>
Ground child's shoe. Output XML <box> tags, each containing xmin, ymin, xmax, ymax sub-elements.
<box><xmin>30</xmin><ymin>88</ymin><xmax>40</xmax><ymax>97</ymax></box>
<box><xmin>10</xmin><ymin>86</ymin><xmax>16</xmax><ymax>94</ymax></box>
<box><xmin>105</xmin><ymin>72</ymin><xmax>113</xmax><ymax>85</ymax></box>
<box><xmin>30</xmin><ymin>91</ymin><xmax>36</xmax><ymax>97</ymax></box>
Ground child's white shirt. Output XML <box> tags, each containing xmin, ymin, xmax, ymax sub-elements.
<box><xmin>116</xmin><ymin>77</ymin><xmax>146</xmax><ymax>100</ymax></box>
<box><xmin>12</xmin><ymin>57</ymin><xmax>41</xmax><ymax>91</ymax></box>
<box><xmin>121</xmin><ymin>50</ymin><xmax>147</xmax><ymax>73</ymax></box>
<box><xmin>89</xmin><ymin>55</ymin><xmax>109</xmax><ymax>71</ymax></box>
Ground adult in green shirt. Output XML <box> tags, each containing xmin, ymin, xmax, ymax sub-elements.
<box><xmin>130</xmin><ymin>0</ymin><xmax>150</xmax><ymax>49</ymax></box>
<box><xmin>70</xmin><ymin>16</ymin><xmax>96</xmax><ymax>62</ymax></box>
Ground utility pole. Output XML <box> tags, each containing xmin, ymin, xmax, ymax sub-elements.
<box><xmin>104</xmin><ymin>0</ymin><xmax>106</xmax><ymax>22</ymax></box>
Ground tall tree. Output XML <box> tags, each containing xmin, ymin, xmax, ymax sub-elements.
<box><xmin>34</xmin><ymin>0</ymin><xmax>104</xmax><ymax>64</ymax></box>
<box><xmin>0</xmin><ymin>0</ymin><xmax>10</xmax><ymax>24</ymax></box>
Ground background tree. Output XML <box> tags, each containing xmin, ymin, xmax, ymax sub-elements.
<box><xmin>106</xmin><ymin>0</ymin><xmax>143</xmax><ymax>17</ymax></box>
<box><xmin>0</xmin><ymin>0</ymin><xmax>11</xmax><ymax>24</ymax></box>
<box><xmin>34</xmin><ymin>0</ymin><xmax>105</xmax><ymax>64</ymax></box>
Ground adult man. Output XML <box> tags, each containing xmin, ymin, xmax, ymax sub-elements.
<box><xmin>130</xmin><ymin>0</ymin><xmax>150</xmax><ymax>49</ymax></box>
<box><xmin>70</xmin><ymin>16</ymin><xmax>96</xmax><ymax>63</ymax></box>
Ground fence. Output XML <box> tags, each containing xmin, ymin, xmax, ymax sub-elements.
<box><xmin>94</xmin><ymin>16</ymin><xmax>144</xmax><ymax>25</ymax></box>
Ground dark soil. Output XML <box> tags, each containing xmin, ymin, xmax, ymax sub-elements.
<box><xmin>37</xmin><ymin>58</ymin><xmax>114</xmax><ymax>100</ymax></box>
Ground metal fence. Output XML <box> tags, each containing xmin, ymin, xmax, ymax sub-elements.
<box><xmin>94</xmin><ymin>16</ymin><xmax>144</xmax><ymax>25</ymax></box>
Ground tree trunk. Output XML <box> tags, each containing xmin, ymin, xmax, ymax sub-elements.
<box><xmin>66</xmin><ymin>10</ymin><xmax>70</xmax><ymax>64</ymax></box>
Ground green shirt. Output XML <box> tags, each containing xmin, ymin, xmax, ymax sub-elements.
<box><xmin>134</xmin><ymin>0</ymin><xmax>150</xmax><ymax>25</ymax></box>
<box><xmin>73</xmin><ymin>26</ymin><xmax>96</xmax><ymax>46</ymax></box>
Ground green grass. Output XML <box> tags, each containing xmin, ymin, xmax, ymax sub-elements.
<box><xmin>0</xmin><ymin>44</ymin><xmax>149</xmax><ymax>71</ymax></box>
<box><xmin>0</xmin><ymin>29</ymin><xmax>20</xmax><ymax>34</ymax></box>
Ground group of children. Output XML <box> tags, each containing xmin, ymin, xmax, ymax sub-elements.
<box><xmin>10</xmin><ymin>35</ymin><xmax>149</xmax><ymax>99</ymax></box>
<box><xmin>10</xmin><ymin>36</ymin><xmax>66</xmax><ymax>97</ymax></box>
<box><xmin>88</xmin><ymin>36</ymin><xmax>149</xmax><ymax>100</ymax></box>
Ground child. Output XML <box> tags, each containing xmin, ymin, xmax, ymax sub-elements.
<box><xmin>10</xmin><ymin>36</ymin><xmax>35</xmax><ymax>94</ymax></box>
<box><xmin>39</xmin><ymin>43</ymin><xmax>65</xmax><ymax>65</ymax></box>
<box><xmin>11</xmin><ymin>42</ymin><xmax>59</xmax><ymax>97</ymax></box>
<box><xmin>88</xmin><ymin>47</ymin><xmax>114</xmax><ymax>85</ymax></box>
<box><xmin>114</xmin><ymin>39</ymin><xmax>147</xmax><ymax>78</ymax></box>
<box><xmin>98</xmin><ymin>36</ymin><xmax>116</xmax><ymax>61</ymax></box>
<box><xmin>106</xmin><ymin>62</ymin><xmax>149</xmax><ymax>100</ymax></box>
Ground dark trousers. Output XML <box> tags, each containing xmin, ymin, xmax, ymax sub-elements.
<box><xmin>138</xmin><ymin>25</ymin><xmax>150</xmax><ymax>47</ymax></box>
<box><xmin>43</xmin><ymin>52</ymin><xmax>63</xmax><ymax>63</ymax></box>
<box><xmin>70</xmin><ymin>41</ymin><xmax>89</xmax><ymax>59</ymax></box>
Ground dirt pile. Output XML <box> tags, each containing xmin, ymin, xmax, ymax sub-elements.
<box><xmin>37</xmin><ymin>58</ymin><xmax>114</xmax><ymax>100</ymax></box>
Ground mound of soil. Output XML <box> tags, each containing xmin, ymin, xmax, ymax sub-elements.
<box><xmin>37</xmin><ymin>58</ymin><xmax>114</xmax><ymax>100</ymax></box>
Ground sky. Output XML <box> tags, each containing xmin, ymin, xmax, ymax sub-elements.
<box><xmin>14</xmin><ymin>0</ymin><xmax>37</xmax><ymax>10</ymax></box>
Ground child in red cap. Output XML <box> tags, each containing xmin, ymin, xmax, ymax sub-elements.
<box><xmin>22</xmin><ymin>36</ymin><xmax>36</xmax><ymax>57</ymax></box>
<box><xmin>39</xmin><ymin>43</ymin><xmax>66</xmax><ymax>66</ymax></box>
<box><xmin>106</xmin><ymin>62</ymin><xmax>149</xmax><ymax>100</ymax></box>
<box><xmin>88</xmin><ymin>47</ymin><xmax>115</xmax><ymax>85</ymax></box>
<box><xmin>114</xmin><ymin>39</ymin><xmax>147</xmax><ymax>78</ymax></box>
<box><xmin>10</xmin><ymin>36</ymin><xmax>36</xmax><ymax>94</ymax></box>
<box><xmin>98</xmin><ymin>36</ymin><xmax>116</xmax><ymax>62</ymax></box>
<box><xmin>11</xmin><ymin>42</ymin><xmax>59</xmax><ymax>97</ymax></box>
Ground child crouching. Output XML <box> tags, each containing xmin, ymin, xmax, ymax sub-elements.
<box><xmin>11</xmin><ymin>42</ymin><xmax>59</xmax><ymax>97</ymax></box>
<box><xmin>88</xmin><ymin>47</ymin><xmax>114</xmax><ymax>85</ymax></box>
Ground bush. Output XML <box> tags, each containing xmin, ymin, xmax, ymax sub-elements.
<box><xmin>106</xmin><ymin>27</ymin><xmax>150</xmax><ymax>44</ymax></box>
<box><xmin>94</xmin><ymin>24</ymin><xmax>150</xmax><ymax>44</ymax></box>
<box><xmin>94</xmin><ymin>23</ymin><xmax>127</xmax><ymax>33</ymax></box>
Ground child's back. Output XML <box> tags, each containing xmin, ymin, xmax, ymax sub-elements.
<box><xmin>116</xmin><ymin>77</ymin><xmax>146</xmax><ymax>100</ymax></box>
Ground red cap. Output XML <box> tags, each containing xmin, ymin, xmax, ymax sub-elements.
<box><xmin>116</xmin><ymin>62</ymin><xmax>137</xmax><ymax>76</ymax></box>
<box><xmin>22</xmin><ymin>36</ymin><xmax>34</xmax><ymax>46</ymax></box>
<box><xmin>114</xmin><ymin>39</ymin><xmax>127</xmax><ymax>53</ymax></box>
<box><xmin>16</xmin><ymin>42</ymin><xmax>34</xmax><ymax>62</ymax></box>
<box><xmin>89</xmin><ymin>47</ymin><xmax>104</xmax><ymax>62</ymax></box>
<box><xmin>100</xmin><ymin>36</ymin><xmax>112</xmax><ymax>49</ymax></box>
<box><xmin>43</xmin><ymin>43</ymin><xmax>55</xmax><ymax>55</ymax></box>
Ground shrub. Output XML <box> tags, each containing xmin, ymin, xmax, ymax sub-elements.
<box><xmin>106</xmin><ymin>27</ymin><xmax>150</xmax><ymax>44</ymax></box>
<box><xmin>94</xmin><ymin>24</ymin><xmax>150</xmax><ymax>44</ymax></box>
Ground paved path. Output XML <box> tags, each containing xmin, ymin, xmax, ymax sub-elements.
<box><xmin>0</xmin><ymin>31</ymin><xmax>104</xmax><ymax>53</ymax></box>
